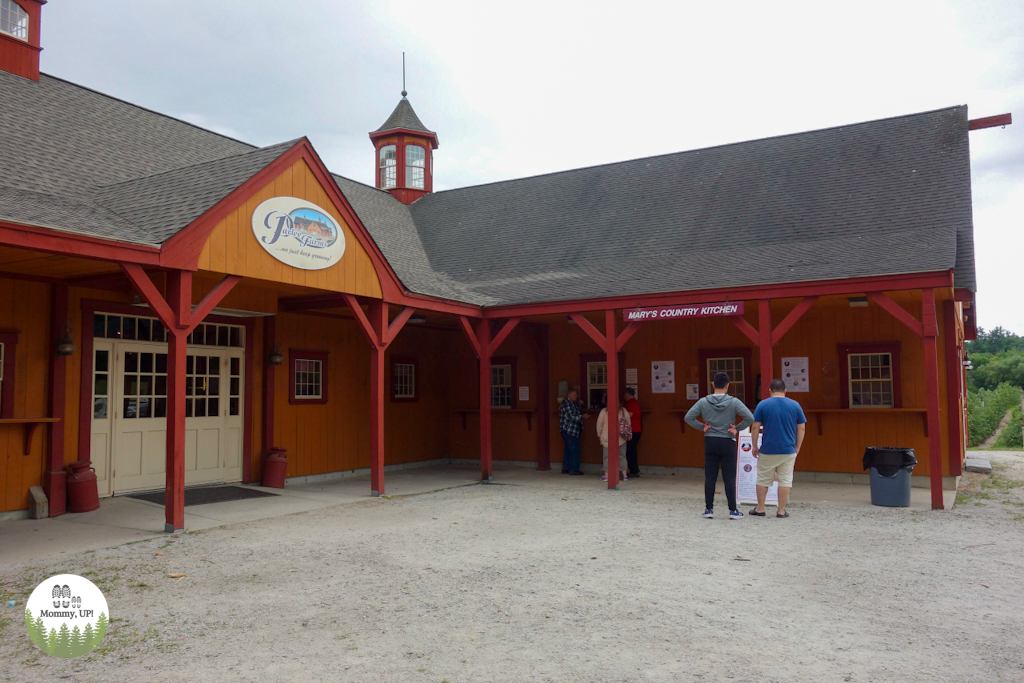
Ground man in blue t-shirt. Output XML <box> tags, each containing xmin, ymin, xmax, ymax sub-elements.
<box><xmin>750</xmin><ymin>379</ymin><xmax>806</xmax><ymax>518</ymax></box>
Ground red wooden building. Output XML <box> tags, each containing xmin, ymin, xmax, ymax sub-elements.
<box><xmin>0</xmin><ymin>1</ymin><xmax>1006</xmax><ymax>529</ymax></box>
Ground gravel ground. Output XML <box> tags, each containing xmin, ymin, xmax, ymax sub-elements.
<box><xmin>3</xmin><ymin>453</ymin><xmax>1024</xmax><ymax>683</ymax></box>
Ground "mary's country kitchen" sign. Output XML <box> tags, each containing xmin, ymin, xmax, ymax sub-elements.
<box><xmin>622</xmin><ymin>301</ymin><xmax>744</xmax><ymax>322</ymax></box>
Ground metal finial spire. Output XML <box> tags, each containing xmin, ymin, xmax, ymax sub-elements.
<box><xmin>401</xmin><ymin>53</ymin><xmax>407</xmax><ymax>97</ymax></box>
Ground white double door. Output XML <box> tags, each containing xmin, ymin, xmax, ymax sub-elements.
<box><xmin>90</xmin><ymin>340</ymin><xmax>244</xmax><ymax>496</ymax></box>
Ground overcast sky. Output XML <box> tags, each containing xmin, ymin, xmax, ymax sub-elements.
<box><xmin>40</xmin><ymin>1</ymin><xmax>1023</xmax><ymax>333</ymax></box>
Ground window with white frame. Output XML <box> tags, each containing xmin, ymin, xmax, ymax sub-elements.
<box><xmin>706</xmin><ymin>357</ymin><xmax>745</xmax><ymax>399</ymax></box>
<box><xmin>848</xmin><ymin>353</ymin><xmax>894</xmax><ymax>408</ymax></box>
<box><xmin>379</xmin><ymin>145</ymin><xmax>397</xmax><ymax>188</ymax></box>
<box><xmin>406</xmin><ymin>145</ymin><xmax>425</xmax><ymax>189</ymax></box>
<box><xmin>0</xmin><ymin>0</ymin><xmax>28</xmax><ymax>40</ymax></box>
<box><xmin>294</xmin><ymin>358</ymin><xmax>322</xmax><ymax>399</ymax></box>
<box><xmin>394</xmin><ymin>362</ymin><xmax>416</xmax><ymax>399</ymax></box>
<box><xmin>587</xmin><ymin>361</ymin><xmax>607</xmax><ymax>410</ymax></box>
<box><xmin>491</xmin><ymin>364</ymin><xmax>512</xmax><ymax>408</ymax></box>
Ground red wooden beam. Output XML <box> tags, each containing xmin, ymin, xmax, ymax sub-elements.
<box><xmin>758</xmin><ymin>300</ymin><xmax>773</xmax><ymax>400</ymax></box>
<box><xmin>458</xmin><ymin>315</ymin><xmax>482</xmax><ymax>357</ymax></box>
<box><xmin>482</xmin><ymin>271</ymin><xmax>953</xmax><ymax>318</ymax></box>
<box><xmin>771</xmin><ymin>296</ymin><xmax>818</xmax><ymax>346</ymax></box>
<box><xmin>342</xmin><ymin>293</ymin><xmax>381</xmax><ymax>346</ymax></box>
<box><xmin>187</xmin><ymin>275</ymin><xmax>241</xmax><ymax>334</ymax></box>
<box><xmin>731</xmin><ymin>315</ymin><xmax>760</xmax><ymax>346</ymax></box>
<box><xmin>120</xmin><ymin>263</ymin><xmax>176</xmax><ymax>329</ymax></box>
<box><xmin>968</xmin><ymin>113</ymin><xmax>1012</xmax><ymax>130</ymax></box>
<box><xmin>868</xmin><ymin>292</ymin><xmax>924</xmax><ymax>338</ymax></box>
<box><xmin>615</xmin><ymin>321</ymin><xmax>641</xmax><ymax>352</ymax></box>
<box><xmin>921</xmin><ymin>288</ymin><xmax>944</xmax><ymax>510</ymax></box>
<box><xmin>487</xmin><ymin>317</ymin><xmax>522</xmax><ymax>356</ymax></box>
<box><xmin>569</xmin><ymin>313</ymin><xmax>607</xmax><ymax>349</ymax></box>
<box><xmin>385</xmin><ymin>306</ymin><xmax>416</xmax><ymax>345</ymax></box>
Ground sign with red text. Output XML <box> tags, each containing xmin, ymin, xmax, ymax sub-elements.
<box><xmin>623</xmin><ymin>302</ymin><xmax>744</xmax><ymax>322</ymax></box>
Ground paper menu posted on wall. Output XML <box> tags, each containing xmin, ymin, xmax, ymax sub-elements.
<box><xmin>626</xmin><ymin>368</ymin><xmax>638</xmax><ymax>385</ymax></box>
<box><xmin>651</xmin><ymin>361</ymin><xmax>675</xmax><ymax>394</ymax></box>
<box><xmin>736</xmin><ymin>429</ymin><xmax>778</xmax><ymax>505</ymax></box>
<box><xmin>781</xmin><ymin>357</ymin><xmax>809</xmax><ymax>392</ymax></box>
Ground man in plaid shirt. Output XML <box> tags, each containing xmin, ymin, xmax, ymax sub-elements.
<box><xmin>559</xmin><ymin>388</ymin><xmax>587</xmax><ymax>475</ymax></box>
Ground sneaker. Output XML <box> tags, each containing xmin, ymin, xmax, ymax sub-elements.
<box><xmin>729</xmin><ymin>509</ymin><xmax>744</xmax><ymax>520</ymax></box>
<box><xmin>600</xmin><ymin>476</ymin><xmax>608</xmax><ymax>482</ymax></box>
<box><xmin>702</xmin><ymin>509</ymin><xmax>714</xmax><ymax>519</ymax></box>
<box><xmin>622</xmin><ymin>475</ymin><xmax>628</xmax><ymax>481</ymax></box>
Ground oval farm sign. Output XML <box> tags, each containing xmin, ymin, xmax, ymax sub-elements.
<box><xmin>251</xmin><ymin>197</ymin><xmax>346</xmax><ymax>270</ymax></box>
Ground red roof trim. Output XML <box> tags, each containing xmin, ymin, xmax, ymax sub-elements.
<box><xmin>0</xmin><ymin>219</ymin><xmax>160</xmax><ymax>264</ymax></box>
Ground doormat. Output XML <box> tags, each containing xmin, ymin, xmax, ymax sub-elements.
<box><xmin>126</xmin><ymin>486</ymin><xmax>279</xmax><ymax>507</ymax></box>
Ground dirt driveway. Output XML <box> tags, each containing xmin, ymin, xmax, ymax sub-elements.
<box><xmin>3</xmin><ymin>455</ymin><xmax>1024</xmax><ymax>683</ymax></box>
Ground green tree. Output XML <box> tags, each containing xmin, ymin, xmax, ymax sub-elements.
<box><xmin>93</xmin><ymin>612</ymin><xmax>109</xmax><ymax>647</ymax></box>
<box><xmin>24</xmin><ymin>609</ymin><xmax>42</xmax><ymax>649</ymax></box>
<box><xmin>967</xmin><ymin>327</ymin><xmax>1024</xmax><ymax>355</ymax></box>
<box><xmin>969</xmin><ymin>351</ymin><xmax>1024</xmax><ymax>392</ymax></box>
<box><xmin>81</xmin><ymin>622</ymin><xmax>95</xmax><ymax>655</ymax></box>
<box><xmin>967</xmin><ymin>383</ymin><xmax>1024</xmax><ymax>446</ymax></box>
<box><xmin>994</xmin><ymin>406</ymin><xmax>1024</xmax><ymax>448</ymax></box>
<box><xmin>55</xmin><ymin>622</ymin><xmax>72</xmax><ymax>658</ymax></box>
<box><xmin>47</xmin><ymin>627</ymin><xmax>58</xmax><ymax>656</ymax></box>
<box><xmin>69</xmin><ymin>625</ymin><xmax>86</xmax><ymax>657</ymax></box>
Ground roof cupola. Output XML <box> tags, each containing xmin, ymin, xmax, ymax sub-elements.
<box><xmin>0</xmin><ymin>0</ymin><xmax>43</xmax><ymax>81</ymax></box>
<box><xmin>369</xmin><ymin>91</ymin><xmax>438</xmax><ymax>205</ymax></box>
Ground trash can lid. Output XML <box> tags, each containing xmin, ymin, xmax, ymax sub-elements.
<box><xmin>863</xmin><ymin>447</ymin><xmax>917</xmax><ymax>477</ymax></box>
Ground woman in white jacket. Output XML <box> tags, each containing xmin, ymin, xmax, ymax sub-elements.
<box><xmin>596</xmin><ymin>402</ymin><xmax>631</xmax><ymax>482</ymax></box>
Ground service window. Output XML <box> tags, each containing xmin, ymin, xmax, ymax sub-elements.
<box><xmin>289</xmin><ymin>350</ymin><xmax>328</xmax><ymax>405</ymax></box>
<box><xmin>491</xmin><ymin>364</ymin><xmax>513</xmax><ymax>408</ymax></box>
<box><xmin>587</xmin><ymin>361</ymin><xmax>607</xmax><ymax>410</ymax></box>
<box><xmin>706</xmin><ymin>357</ymin><xmax>745</xmax><ymax>399</ymax></box>
<box><xmin>848</xmin><ymin>353</ymin><xmax>894</xmax><ymax>408</ymax></box>
<box><xmin>392</xmin><ymin>358</ymin><xmax>417</xmax><ymax>401</ymax></box>
<box><xmin>838</xmin><ymin>342</ymin><xmax>901</xmax><ymax>409</ymax></box>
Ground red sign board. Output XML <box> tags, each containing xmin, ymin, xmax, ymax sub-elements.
<box><xmin>622</xmin><ymin>301</ymin><xmax>744</xmax><ymax>322</ymax></box>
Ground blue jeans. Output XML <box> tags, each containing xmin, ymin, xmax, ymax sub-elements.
<box><xmin>561</xmin><ymin>431</ymin><xmax>582</xmax><ymax>472</ymax></box>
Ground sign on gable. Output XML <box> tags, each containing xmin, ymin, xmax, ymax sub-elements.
<box><xmin>251</xmin><ymin>197</ymin><xmax>347</xmax><ymax>270</ymax></box>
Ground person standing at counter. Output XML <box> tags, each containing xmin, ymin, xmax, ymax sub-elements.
<box><xmin>623</xmin><ymin>388</ymin><xmax>643</xmax><ymax>477</ymax></box>
<box><xmin>685</xmin><ymin>372</ymin><xmax>754</xmax><ymax>520</ymax></box>
<box><xmin>559</xmin><ymin>388</ymin><xmax>587</xmax><ymax>475</ymax></box>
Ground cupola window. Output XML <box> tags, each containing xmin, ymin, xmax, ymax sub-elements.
<box><xmin>379</xmin><ymin>145</ymin><xmax>397</xmax><ymax>189</ymax></box>
<box><xmin>406</xmin><ymin>145</ymin><xmax>426</xmax><ymax>189</ymax></box>
<box><xmin>0</xmin><ymin>0</ymin><xmax>29</xmax><ymax>40</ymax></box>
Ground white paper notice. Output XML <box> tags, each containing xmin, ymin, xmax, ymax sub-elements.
<box><xmin>686</xmin><ymin>383</ymin><xmax>699</xmax><ymax>400</ymax></box>
<box><xmin>781</xmin><ymin>357</ymin><xmax>809</xmax><ymax>392</ymax></box>
<box><xmin>736</xmin><ymin>429</ymin><xmax>779</xmax><ymax>505</ymax></box>
<box><xmin>625</xmin><ymin>368</ymin><xmax>638</xmax><ymax>385</ymax></box>
<box><xmin>651</xmin><ymin>361</ymin><xmax>675</xmax><ymax>394</ymax></box>
<box><xmin>519</xmin><ymin>386</ymin><xmax>529</xmax><ymax>402</ymax></box>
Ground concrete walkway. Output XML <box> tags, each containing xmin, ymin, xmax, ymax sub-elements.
<box><xmin>0</xmin><ymin>463</ymin><xmax>954</xmax><ymax>567</ymax></box>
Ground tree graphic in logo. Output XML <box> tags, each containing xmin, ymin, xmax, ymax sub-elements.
<box><xmin>25</xmin><ymin>575</ymin><xmax>109</xmax><ymax>658</ymax></box>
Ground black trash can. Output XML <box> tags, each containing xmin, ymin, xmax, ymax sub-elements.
<box><xmin>863</xmin><ymin>447</ymin><xmax>917</xmax><ymax>507</ymax></box>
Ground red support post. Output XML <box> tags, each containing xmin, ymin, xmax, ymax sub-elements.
<box><xmin>478</xmin><ymin>319</ymin><xmax>494</xmax><ymax>481</ymax></box>
<box><xmin>44</xmin><ymin>283</ymin><xmax>68</xmax><ymax>517</ymax></box>
<box><xmin>261</xmin><ymin>316</ymin><xmax>276</xmax><ymax>472</ymax></box>
<box><xmin>758</xmin><ymin>300</ymin><xmax>773</xmax><ymax>400</ymax></box>
<box><xmin>604</xmin><ymin>310</ymin><xmax>620</xmax><ymax>490</ymax></box>
<box><xmin>368</xmin><ymin>301</ymin><xmax>388</xmax><ymax>496</ymax></box>
<box><xmin>922</xmin><ymin>288</ymin><xmax>944</xmax><ymax>510</ymax></box>
<box><xmin>164</xmin><ymin>271</ymin><xmax>189</xmax><ymax>533</ymax></box>
<box><xmin>943</xmin><ymin>300</ymin><xmax>964</xmax><ymax>476</ymax></box>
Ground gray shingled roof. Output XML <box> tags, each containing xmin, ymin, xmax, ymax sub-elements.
<box><xmin>373</xmin><ymin>97</ymin><xmax>434</xmax><ymax>136</ymax></box>
<box><xmin>391</xmin><ymin>105</ymin><xmax>974</xmax><ymax>305</ymax></box>
<box><xmin>0</xmin><ymin>68</ymin><xmax>975</xmax><ymax>304</ymax></box>
<box><xmin>0</xmin><ymin>71</ymin><xmax>295</xmax><ymax>245</ymax></box>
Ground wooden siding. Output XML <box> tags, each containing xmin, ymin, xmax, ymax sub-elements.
<box><xmin>195</xmin><ymin>158</ymin><xmax>382</xmax><ymax>297</ymax></box>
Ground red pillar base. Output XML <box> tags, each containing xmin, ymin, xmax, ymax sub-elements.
<box><xmin>42</xmin><ymin>469</ymin><xmax>67</xmax><ymax>517</ymax></box>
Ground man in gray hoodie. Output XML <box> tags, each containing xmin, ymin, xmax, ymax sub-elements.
<box><xmin>684</xmin><ymin>372</ymin><xmax>755</xmax><ymax>519</ymax></box>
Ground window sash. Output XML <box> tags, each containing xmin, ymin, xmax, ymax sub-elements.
<box><xmin>491</xmin><ymin>364</ymin><xmax>512</xmax><ymax>408</ymax></box>
<box><xmin>706</xmin><ymin>357</ymin><xmax>744</xmax><ymax>399</ymax></box>
<box><xmin>294</xmin><ymin>359</ymin><xmax>323</xmax><ymax>399</ymax></box>
<box><xmin>379</xmin><ymin>145</ymin><xmax>397</xmax><ymax>188</ymax></box>
<box><xmin>1</xmin><ymin>0</ymin><xmax>29</xmax><ymax>40</ymax></box>
<box><xmin>394</xmin><ymin>363</ymin><xmax>416</xmax><ymax>398</ymax></box>
<box><xmin>587</xmin><ymin>361</ymin><xmax>607</xmax><ymax>409</ymax></box>
<box><xmin>848</xmin><ymin>353</ymin><xmax>894</xmax><ymax>408</ymax></box>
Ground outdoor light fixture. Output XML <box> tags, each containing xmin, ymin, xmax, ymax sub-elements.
<box><xmin>55</xmin><ymin>331</ymin><xmax>76</xmax><ymax>357</ymax></box>
<box><xmin>268</xmin><ymin>345</ymin><xmax>284</xmax><ymax>366</ymax></box>
<box><xmin>848</xmin><ymin>296</ymin><xmax>869</xmax><ymax>308</ymax></box>
<box><xmin>407</xmin><ymin>314</ymin><xmax>427</xmax><ymax>324</ymax></box>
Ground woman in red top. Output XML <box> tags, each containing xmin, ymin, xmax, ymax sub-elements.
<box><xmin>623</xmin><ymin>388</ymin><xmax>643</xmax><ymax>477</ymax></box>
